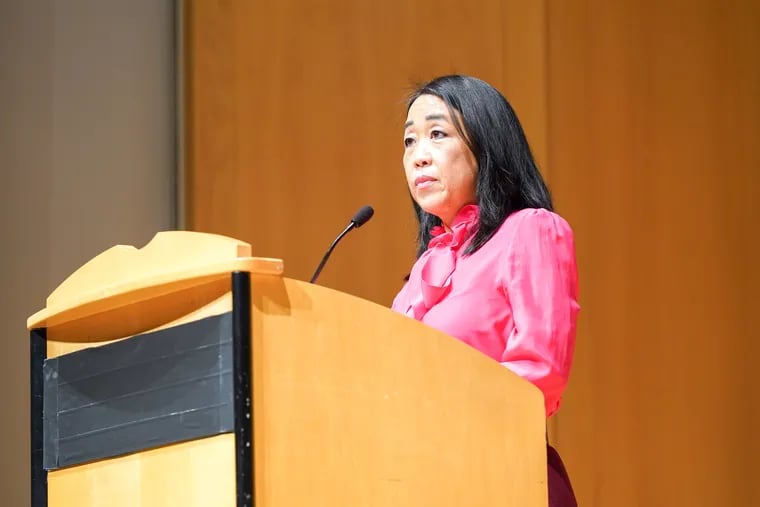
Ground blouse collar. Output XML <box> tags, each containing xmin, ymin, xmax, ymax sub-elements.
<box><xmin>403</xmin><ymin>204</ymin><xmax>480</xmax><ymax>320</ymax></box>
<box><xmin>428</xmin><ymin>204</ymin><xmax>480</xmax><ymax>250</ymax></box>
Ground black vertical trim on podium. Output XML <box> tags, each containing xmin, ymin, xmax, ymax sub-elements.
<box><xmin>232</xmin><ymin>271</ymin><xmax>254</xmax><ymax>507</ymax></box>
<box><xmin>31</xmin><ymin>328</ymin><xmax>48</xmax><ymax>507</ymax></box>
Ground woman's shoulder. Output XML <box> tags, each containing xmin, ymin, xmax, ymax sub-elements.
<box><xmin>491</xmin><ymin>208</ymin><xmax>578</xmax><ymax>284</ymax></box>
<box><xmin>496</xmin><ymin>207</ymin><xmax>575</xmax><ymax>241</ymax></box>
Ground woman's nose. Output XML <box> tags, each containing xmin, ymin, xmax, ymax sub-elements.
<box><xmin>413</xmin><ymin>142</ymin><xmax>432</xmax><ymax>167</ymax></box>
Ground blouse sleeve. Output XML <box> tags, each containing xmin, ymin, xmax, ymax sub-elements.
<box><xmin>498</xmin><ymin>209</ymin><xmax>580</xmax><ymax>417</ymax></box>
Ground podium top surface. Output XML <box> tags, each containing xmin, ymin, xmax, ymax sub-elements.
<box><xmin>27</xmin><ymin>231</ymin><xmax>284</xmax><ymax>329</ymax></box>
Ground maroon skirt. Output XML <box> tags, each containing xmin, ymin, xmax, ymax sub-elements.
<box><xmin>547</xmin><ymin>444</ymin><xmax>578</xmax><ymax>507</ymax></box>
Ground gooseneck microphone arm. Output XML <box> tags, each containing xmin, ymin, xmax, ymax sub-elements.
<box><xmin>309</xmin><ymin>222</ymin><xmax>355</xmax><ymax>284</ymax></box>
<box><xmin>309</xmin><ymin>205</ymin><xmax>374</xmax><ymax>284</ymax></box>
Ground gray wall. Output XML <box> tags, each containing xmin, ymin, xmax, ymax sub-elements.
<box><xmin>0</xmin><ymin>1</ymin><xmax>177</xmax><ymax>504</ymax></box>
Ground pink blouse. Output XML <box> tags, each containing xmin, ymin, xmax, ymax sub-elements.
<box><xmin>391</xmin><ymin>205</ymin><xmax>580</xmax><ymax>417</ymax></box>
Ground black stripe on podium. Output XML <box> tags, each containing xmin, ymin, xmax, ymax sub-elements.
<box><xmin>42</xmin><ymin>312</ymin><xmax>235</xmax><ymax>470</ymax></box>
<box><xmin>31</xmin><ymin>328</ymin><xmax>48</xmax><ymax>507</ymax></box>
<box><xmin>232</xmin><ymin>271</ymin><xmax>254</xmax><ymax>507</ymax></box>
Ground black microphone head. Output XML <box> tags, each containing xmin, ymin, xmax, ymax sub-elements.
<box><xmin>350</xmin><ymin>205</ymin><xmax>374</xmax><ymax>227</ymax></box>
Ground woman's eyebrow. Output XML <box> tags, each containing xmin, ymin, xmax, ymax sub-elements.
<box><xmin>403</xmin><ymin>114</ymin><xmax>449</xmax><ymax>130</ymax></box>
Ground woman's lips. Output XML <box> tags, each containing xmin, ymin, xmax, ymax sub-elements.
<box><xmin>414</xmin><ymin>175</ymin><xmax>436</xmax><ymax>188</ymax></box>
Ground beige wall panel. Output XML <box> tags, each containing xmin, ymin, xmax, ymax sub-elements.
<box><xmin>547</xmin><ymin>1</ymin><xmax>760</xmax><ymax>505</ymax></box>
<box><xmin>0</xmin><ymin>1</ymin><xmax>176</xmax><ymax>504</ymax></box>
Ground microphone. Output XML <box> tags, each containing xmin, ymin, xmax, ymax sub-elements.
<box><xmin>309</xmin><ymin>205</ymin><xmax>374</xmax><ymax>284</ymax></box>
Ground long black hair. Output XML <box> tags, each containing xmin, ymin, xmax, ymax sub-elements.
<box><xmin>407</xmin><ymin>75</ymin><xmax>553</xmax><ymax>258</ymax></box>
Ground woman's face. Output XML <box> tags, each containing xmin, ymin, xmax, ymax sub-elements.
<box><xmin>403</xmin><ymin>94</ymin><xmax>477</xmax><ymax>227</ymax></box>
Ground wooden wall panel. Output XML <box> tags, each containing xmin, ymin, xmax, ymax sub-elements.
<box><xmin>185</xmin><ymin>0</ymin><xmax>760</xmax><ymax>505</ymax></box>
<box><xmin>184</xmin><ymin>0</ymin><xmax>547</xmax><ymax>306</ymax></box>
<box><xmin>547</xmin><ymin>1</ymin><xmax>760</xmax><ymax>505</ymax></box>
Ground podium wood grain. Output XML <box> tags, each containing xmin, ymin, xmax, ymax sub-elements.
<box><xmin>30</xmin><ymin>231</ymin><xmax>546</xmax><ymax>506</ymax></box>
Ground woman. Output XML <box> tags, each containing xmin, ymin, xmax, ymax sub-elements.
<box><xmin>391</xmin><ymin>75</ymin><xmax>580</xmax><ymax>506</ymax></box>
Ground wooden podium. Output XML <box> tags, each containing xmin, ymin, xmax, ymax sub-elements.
<box><xmin>27</xmin><ymin>231</ymin><xmax>547</xmax><ymax>507</ymax></box>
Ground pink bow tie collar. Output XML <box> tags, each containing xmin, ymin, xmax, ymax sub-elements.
<box><xmin>407</xmin><ymin>205</ymin><xmax>479</xmax><ymax>320</ymax></box>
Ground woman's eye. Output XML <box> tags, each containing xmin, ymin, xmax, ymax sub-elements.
<box><xmin>403</xmin><ymin>136</ymin><xmax>415</xmax><ymax>148</ymax></box>
<box><xmin>431</xmin><ymin>129</ymin><xmax>446</xmax><ymax>139</ymax></box>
